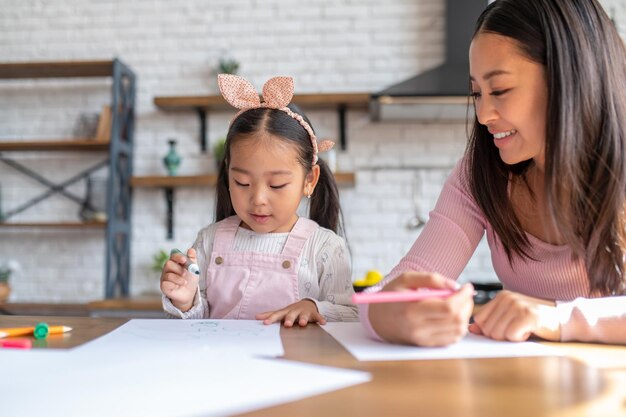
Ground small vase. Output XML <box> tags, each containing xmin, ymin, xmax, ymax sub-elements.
<box><xmin>0</xmin><ymin>281</ymin><xmax>10</xmax><ymax>303</ymax></box>
<box><xmin>163</xmin><ymin>139</ymin><xmax>182</xmax><ymax>176</ymax></box>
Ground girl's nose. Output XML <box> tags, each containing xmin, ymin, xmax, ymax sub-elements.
<box><xmin>250</xmin><ymin>186</ymin><xmax>267</xmax><ymax>205</ymax></box>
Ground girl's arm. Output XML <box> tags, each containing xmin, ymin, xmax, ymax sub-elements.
<box><xmin>557</xmin><ymin>296</ymin><xmax>626</xmax><ymax>344</ymax></box>
<box><xmin>162</xmin><ymin>227</ymin><xmax>215</xmax><ymax>319</ymax></box>
<box><xmin>310</xmin><ymin>235</ymin><xmax>358</xmax><ymax>322</ymax></box>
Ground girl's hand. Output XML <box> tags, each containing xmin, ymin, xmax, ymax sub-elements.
<box><xmin>160</xmin><ymin>248</ymin><xmax>199</xmax><ymax>312</ymax></box>
<box><xmin>469</xmin><ymin>290</ymin><xmax>560</xmax><ymax>342</ymax></box>
<box><xmin>368</xmin><ymin>272</ymin><xmax>474</xmax><ymax>347</ymax></box>
<box><xmin>256</xmin><ymin>299</ymin><xmax>327</xmax><ymax>327</ymax></box>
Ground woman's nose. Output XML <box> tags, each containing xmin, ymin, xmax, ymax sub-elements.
<box><xmin>475</xmin><ymin>97</ymin><xmax>498</xmax><ymax>126</ymax></box>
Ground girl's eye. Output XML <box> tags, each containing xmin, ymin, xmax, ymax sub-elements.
<box><xmin>270</xmin><ymin>184</ymin><xmax>288</xmax><ymax>190</ymax></box>
<box><xmin>470</xmin><ymin>91</ymin><xmax>481</xmax><ymax>99</ymax></box>
<box><xmin>234</xmin><ymin>180</ymin><xmax>249</xmax><ymax>187</ymax></box>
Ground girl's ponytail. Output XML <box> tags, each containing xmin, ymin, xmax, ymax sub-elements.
<box><xmin>309</xmin><ymin>158</ymin><xmax>344</xmax><ymax>236</ymax></box>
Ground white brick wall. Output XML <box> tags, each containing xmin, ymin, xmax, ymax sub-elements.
<box><xmin>0</xmin><ymin>0</ymin><xmax>624</xmax><ymax>301</ymax></box>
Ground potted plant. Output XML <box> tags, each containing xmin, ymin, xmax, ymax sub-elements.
<box><xmin>151</xmin><ymin>250</ymin><xmax>169</xmax><ymax>274</ymax></box>
<box><xmin>218</xmin><ymin>57</ymin><xmax>240</xmax><ymax>75</ymax></box>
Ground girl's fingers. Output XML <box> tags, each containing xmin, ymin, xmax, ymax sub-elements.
<box><xmin>161</xmin><ymin>281</ymin><xmax>178</xmax><ymax>294</ymax></box>
<box><xmin>164</xmin><ymin>260</ymin><xmax>186</xmax><ymax>277</ymax></box>
<box><xmin>186</xmin><ymin>248</ymin><xmax>197</xmax><ymax>264</ymax></box>
<box><xmin>264</xmin><ymin>310</ymin><xmax>289</xmax><ymax>325</ymax></box>
<box><xmin>162</xmin><ymin>272</ymin><xmax>187</xmax><ymax>287</ymax></box>
<box><xmin>283</xmin><ymin>309</ymin><xmax>303</xmax><ymax>327</ymax></box>
<box><xmin>297</xmin><ymin>312</ymin><xmax>310</xmax><ymax>327</ymax></box>
<box><xmin>255</xmin><ymin>311</ymin><xmax>273</xmax><ymax>320</ymax></box>
<box><xmin>314</xmin><ymin>312</ymin><xmax>327</xmax><ymax>325</ymax></box>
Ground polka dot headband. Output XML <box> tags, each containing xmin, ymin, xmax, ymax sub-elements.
<box><xmin>218</xmin><ymin>74</ymin><xmax>335</xmax><ymax>165</ymax></box>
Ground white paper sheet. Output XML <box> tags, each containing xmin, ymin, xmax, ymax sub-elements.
<box><xmin>76</xmin><ymin>319</ymin><xmax>284</xmax><ymax>358</ymax></box>
<box><xmin>0</xmin><ymin>348</ymin><xmax>371</xmax><ymax>417</ymax></box>
<box><xmin>323</xmin><ymin>322</ymin><xmax>559</xmax><ymax>361</ymax></box>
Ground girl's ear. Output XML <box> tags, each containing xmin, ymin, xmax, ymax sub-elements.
<box><xmin>304</xmin><ymin>164</ymin><xmax>321</xmax><ymax>197</ymax></box>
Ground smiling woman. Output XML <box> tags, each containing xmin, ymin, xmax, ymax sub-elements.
<box><xmin>364</xmin><ymin>0</ymin><xmax>626</xmax><ymax>347</ymax></box>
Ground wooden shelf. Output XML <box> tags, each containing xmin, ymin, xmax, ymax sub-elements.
<box><xmin>88</xmin><ymin>296</ymin><xmax>163</xmax><ymax>312</ymax></box>
<box><xmin>0</xmin><ymin>139</ymin><xmax>110</xmax><ymax>151</ymax></box>
<box><xmin>0</xmin><ymin>60</ymin><xmax>116</xmax><ymax>79</ymax></box>
<box><xmin>153</xmin><ymin>92</ymin><xmax>370</xmax><ymax>152</ymax></box>
<box><xmin>131</xmin><ymin>172</ymin><xmax>355</xmax><ymax>240</ymax></box>
<box><xmin>0</xmin><ymin>302</ymin><xmax>89</xmax><ymax>316</ymax></box>
<box><xmin>0</xmin><ymin>221</ymin><xmax>107</xmax><ymax>228</ymax></box>
<box><xmin>131</xmin><ymin>174</ymin><xmax>216</xmax><ymax>188</ymax></box>
<box><xmin>131</xmin><ymin>172</ymin><xmax>355</xmax><ymax>188</ymax></box>
<box><xmin>154</xmin><ymin>93</ymin><xmax>370</xmax><ymax>112</ymax></box>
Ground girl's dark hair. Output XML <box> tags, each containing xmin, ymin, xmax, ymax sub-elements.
<box><xmin>215</xmin><ymin>104</ymin><xmax>345</xmax><ymax>236</ymax></box>
<box><xmin>466</xmin><ymin>0</ymin><xmax>626</xmax><ymax>295</ymax></box>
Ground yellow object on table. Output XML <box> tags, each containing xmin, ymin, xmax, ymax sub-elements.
<box><xmin>353</xmin><ymin>270</ymin><xmax>384</xmax><ymax>292</ymax></box>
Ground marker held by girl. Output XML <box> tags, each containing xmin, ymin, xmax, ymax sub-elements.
<box><xmin>170</xmin><ymin>249</ymin><xmax>200</xmax><ymax>276</ymax></box>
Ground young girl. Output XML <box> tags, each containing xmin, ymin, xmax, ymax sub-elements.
<box><xmin>160</xmin><ymin>74</ymin><xmax>358</xmax><ymax>326</ymax></box>
<box><xmin>365</xmin><ymin>0</ymin><xmax>626</xmax><ymax>346</ymax></box>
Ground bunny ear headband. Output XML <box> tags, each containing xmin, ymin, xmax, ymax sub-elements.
<box><xmin>218</xmin><ymin>74</ymin><xmax>335</xmax><ymax>165</ymax></box>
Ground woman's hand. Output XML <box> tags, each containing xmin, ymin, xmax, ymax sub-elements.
<box><xmin>256</xmin><ymin>299</ymin><xmax>327</xmax><ymax>327</ymax></box>
<box><xmin>160</xmin><ymin>248</ymin><xmax>200</xmax><ymax>312</ymax></box>
<box><xmin>368</xmin><ymin>272</ymin><xmax>474</xmax><ymax>347</ymax></box>
<box><xmin>469</xmin><ymin>290</ymin><xmax>560</xmax><ymax>341</ymax></box>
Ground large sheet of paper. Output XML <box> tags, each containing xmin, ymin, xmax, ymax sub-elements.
<box><xmin>77</xmin><ymin>319</ymin><xmax>284</xmax><ymax>357</ymax></box>
<box><xmin>1</xmin><ymin>325</ymin><xmax>371</xmax><ymax>417</ymax></box>
<box><xmin>323</xmin><ymin>322</ymin><xmax>559</xmax><ymax>361</ymax></box>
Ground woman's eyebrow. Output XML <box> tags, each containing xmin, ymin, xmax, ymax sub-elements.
<box><xmin>470</xmin><ymin>69</ymin><xmax>512</xmax><ymax>82</ymax></box>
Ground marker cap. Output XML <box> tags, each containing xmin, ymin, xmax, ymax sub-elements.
<box><xmin>188</xmin><ymin>263</ymin><xmax>200</xmax><ymax>275</ymax></box>
<box><xmin>34</xmin><ymin>322</ymin><xmax>49</xmax><ymax>339</ymax></box>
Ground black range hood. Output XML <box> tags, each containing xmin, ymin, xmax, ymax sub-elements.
<box><xmin>371</xmin><ymin>0</ymin><xmax>487</xmax><ymax>121</ymax></box>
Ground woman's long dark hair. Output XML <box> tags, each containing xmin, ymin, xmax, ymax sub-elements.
<box><xmin>467</xmin><ymin>0</ymin><xmax>626</xmax><ymax>295</ymax></box>
<box><xmin>215</xmin><ymin>104</ymin><xmax>345</xmax><ymax>236</ymax></box>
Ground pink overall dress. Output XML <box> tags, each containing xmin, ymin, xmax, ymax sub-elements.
<box><xmin>205</xmin><ymin>215</ymin><xmax>318</xmax><ymax>319</ymax></box>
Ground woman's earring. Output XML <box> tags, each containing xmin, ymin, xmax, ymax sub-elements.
<box><xmin>307</xmin><ymin>194</ymin><xmax>311</xmax><ymax>199</ymax></box>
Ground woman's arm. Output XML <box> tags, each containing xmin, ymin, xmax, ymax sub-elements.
<box><xmin>363</xmin><ymin>160</ymin><xmax>486</xmax><ymax>345</ymax></box>
<box><xmin>557</xmin><ymin>296</ymin><xmax>626</xmax><ymax>344</ymax></box>
<box><xmin>469</xmin><ymin>291</ymin><xmax>626</xmax><ymax>345</ymax></box>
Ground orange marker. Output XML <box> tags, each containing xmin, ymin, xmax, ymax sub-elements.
<box><xmin>0</xmin><ymin>323</ymin><xmax>72</xmax><ymax>339</ymax></box>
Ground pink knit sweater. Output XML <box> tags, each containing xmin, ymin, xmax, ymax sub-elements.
<box><xmin>361</xmin><ymin>159</ymin><xmax>626</xmax><ymax>344</ymax></box>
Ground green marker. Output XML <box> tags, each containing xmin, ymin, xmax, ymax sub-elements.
<box><xmin>170</xmin><ymin>249</ymin><xmax>200</xmax><ymax>276</ymax></box>
<box><xmin>33</xmin><ymin>322</ymin><xmax>49</xmax><ymax>339</ymax></box>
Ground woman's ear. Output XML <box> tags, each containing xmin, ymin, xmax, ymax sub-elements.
<box><xmin>304</xmin><ymin>164</ymin><xmax>321</xmax><ymax>197</ymax></box>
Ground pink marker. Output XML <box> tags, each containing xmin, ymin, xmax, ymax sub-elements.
<box><xmin>352</xmin><ymin>288</ymin><xmax>455</xmax><ymax>304</ymax></box>
<box><xmin>0</xmin><ymin>338</ymin><xmax>33</xmax><ymax>349</ymax></box>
